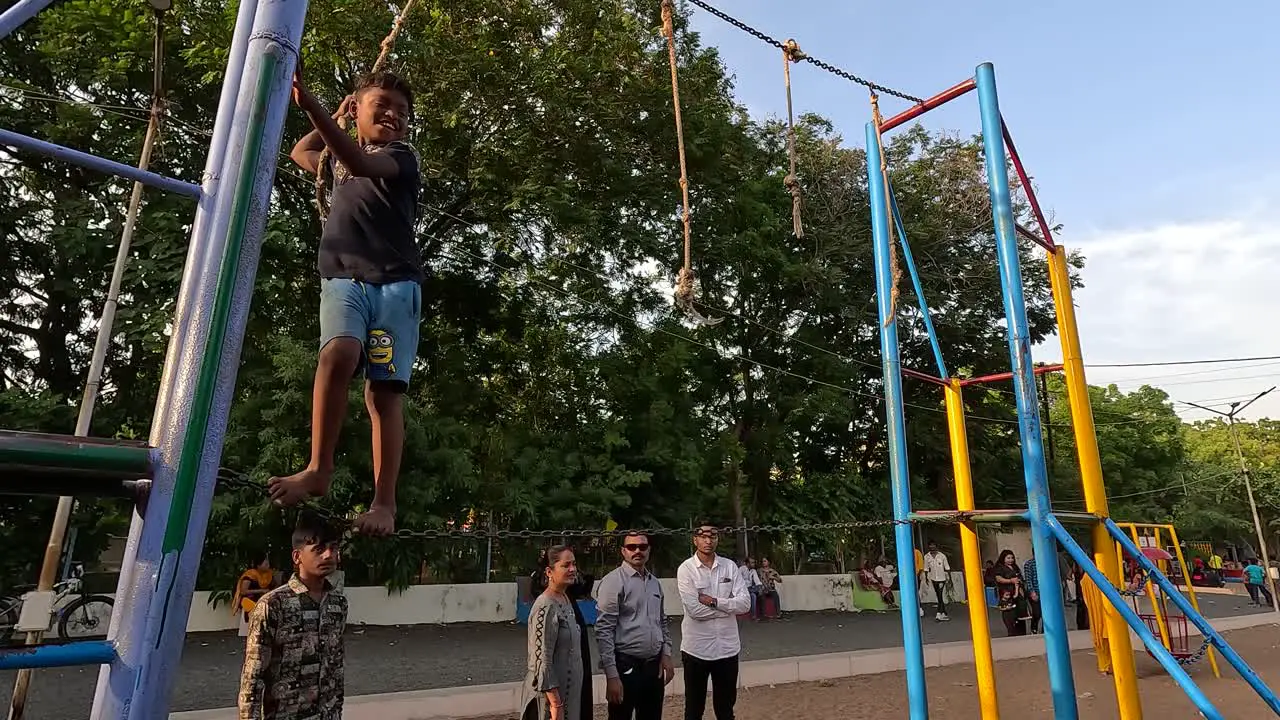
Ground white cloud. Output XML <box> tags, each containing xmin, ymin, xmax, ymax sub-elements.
<box><xmin>1035</xmin><ymin>213</ymin><xmax>1280</xmax><ymax>421</ymax></box>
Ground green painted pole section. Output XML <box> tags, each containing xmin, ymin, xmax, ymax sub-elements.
<box><xmin>0</xmin><ymin>431</ymin><xmax>151</xmax><ymax>476</ymax></box>
<box><xmin>160</xmin><ymin>52</ymin><xmax>277</xmax><ymax>553</ymax></box>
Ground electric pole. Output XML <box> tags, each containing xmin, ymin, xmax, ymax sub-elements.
<box><xmin>1182</xmin><ymin>386</ymin><xmax>1279</xmax><ymax>613</ymax></box>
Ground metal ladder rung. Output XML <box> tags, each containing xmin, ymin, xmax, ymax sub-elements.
<box><xmin>0</xmin><ymin>430</ymin><xmax>153</xmax><ymax>481</ymax></box>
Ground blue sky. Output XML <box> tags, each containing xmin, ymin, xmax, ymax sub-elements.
<box><xmin>690</xmin><ymin>1</ymin><xmax>1280</xmax><ymax>419</ymax></box>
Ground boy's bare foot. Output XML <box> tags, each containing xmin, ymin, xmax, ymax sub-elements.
<box><xmin>353</xmin><ymin>503</ymin><xmax>396</xmax><ymax>537</ymax></box>
<box><xmin>267</xmin><ymin>468</ymin><xmax>331</xmax><ymax>506</ymax></box>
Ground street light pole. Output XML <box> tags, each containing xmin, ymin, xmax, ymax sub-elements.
<box><xmin>1182</xmin><ymin>387</ymin><xmax>1279</xmax><ymax>613</ymax></box>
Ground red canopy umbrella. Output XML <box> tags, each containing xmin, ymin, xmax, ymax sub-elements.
<box><xmin>1141</xmin><ymin>546</ymin><xmax>1174</xmax><ymax>562</ymax></box>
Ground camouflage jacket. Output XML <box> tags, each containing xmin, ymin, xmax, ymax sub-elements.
<box><xmin>238</xmin><ymin>575</ymin><xmax>347</xmax><ymax>720</ymax></box>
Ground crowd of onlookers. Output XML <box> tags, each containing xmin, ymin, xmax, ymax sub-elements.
<box><xmin>231</xmin><ymin>519</ymin><xmax>1279</xmax><ymax>720</ymax></box>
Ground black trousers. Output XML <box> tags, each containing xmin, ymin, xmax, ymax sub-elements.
<box><xmin>682</xmin><ymin>652</ymin><xmax>738</xmax><ymax>720</ymax></box>
<box><xmin>608</xmin><ymin>654</ymin><xmax>665</xmax><ymax>720</ymax></box>
<box><xmin>1027</xmin><ymin>593</ymin><xmax>1042</xmax><ymax>633</ymax></box>
<box><xmin>931</xmin><ymin>581</ymin><xmax>948</xmax><ymax>614</ymax></box>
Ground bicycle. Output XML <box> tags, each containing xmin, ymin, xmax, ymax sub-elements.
<box><xmin>0</xmin><ymin>571</ymin><xmax>114</xmax><ymax>644</ymax></box>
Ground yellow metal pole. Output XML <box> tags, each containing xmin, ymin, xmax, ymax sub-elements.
<box><xmin>1047</xmin><ymin>246</ymin><xmax>1143</xmax><ymax>719</ymax></box>
<box><xmin>1131</xmin><ymin>525</ymin><xmax>1171</xmax><ymax>652</ymax></box>
<box><xmin>945</xmin><ymin>380</ymin><xmax>1000</xmax><ymax>719</ymax></box>
<box><xmin>1167</xmin><ymin>525</ymin><xmax>1220</xmax><ymax>678</ymax></box>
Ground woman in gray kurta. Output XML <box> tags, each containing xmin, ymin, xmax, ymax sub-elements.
<box><xmin>522</xmin><ymin>546</ymin><xmax>583</xmax><ymax>720</ymax></box>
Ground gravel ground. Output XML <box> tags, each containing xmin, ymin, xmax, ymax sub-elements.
<box><xmin>476</xmin><ymin>625</ymin><xmax>1280</xmax><ymax>720</ymax></box>
<box><xmin>0</xmin><ymin>592</ymin><xmax>1268</xmax><ymax>719</ymax></box>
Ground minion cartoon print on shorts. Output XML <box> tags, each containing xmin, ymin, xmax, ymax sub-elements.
<box><xmin>367</xmin><ymin>329</ymin><xmax>396</xmax><ymax>378</ymax></box>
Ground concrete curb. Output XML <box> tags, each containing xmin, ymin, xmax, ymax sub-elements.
<box><xmin>170</xmin><ymin>611</ymin><xmax>1279</xmax><ymax>720</ymax></box>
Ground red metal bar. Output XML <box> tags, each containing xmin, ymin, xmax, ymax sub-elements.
<box><xmin>902</xmin><ymin>367</ymin><xmax>948</xmax><ymax>386</ymax></box>
<box><xmin>1016</xmin><ymin>222</ymin><xmax>1053</xmax><ymax>251</ymax></box>
<box><xmin>879</xmin><ymin>78</ymin><xmax>977</xmax><ymax>134</ymax></box>
<box><xmin>958</xmin><ymin>364</ymin><xmax>1063</xmax><ymax>386</ymax></box>
<box><xmin>1001</xmin><ymin>118</ymin><xmax>1056</xmax><ymax>251</ymax></box>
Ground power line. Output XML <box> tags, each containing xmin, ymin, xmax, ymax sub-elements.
<box><xmin>1090</xmin><ymin>355</ymin><xmax>1280</xmax><ymax>369</ymax></box>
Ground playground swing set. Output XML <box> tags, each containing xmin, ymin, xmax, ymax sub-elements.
<box><xmin>0</xmin><ymin>0</ymin><xmax>1276</xmax><ymax>719</ymax></box>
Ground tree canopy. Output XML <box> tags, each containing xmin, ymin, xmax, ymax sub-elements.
<box><xmin>0</xmin><ymin>0</ymin><xmax>1274</xmax><ymax>591</ymax></box>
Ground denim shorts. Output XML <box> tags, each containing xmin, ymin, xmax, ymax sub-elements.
<box><xmin>319</xmin><ymin>278</ymin><xmax>421</xmax><ymax>389</ymax></box>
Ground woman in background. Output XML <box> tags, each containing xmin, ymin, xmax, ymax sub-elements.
<box><xmin>521</xmin><ymin>546</ymin><xmax>584</xmax><ymax>720</ymax></box>
<box><xmin>231</xmin><ymin>552</ymin><xmax>276</xmax><ymax>637</ymax></box>
<box><xmin>993</xmin><ymin>550</ymin><xmax>1029</xmax><ymax>636</ymax></box>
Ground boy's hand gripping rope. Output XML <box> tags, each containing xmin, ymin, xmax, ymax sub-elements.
<box><xmin>661</xmin><ymin>0</ymin><xmax>720</xmax><ymax>327</ymax></box>
<box><xmin>782</xmin><ymin>39</ymin><xmax>804</xmax><ymax>239</ymax></box>
<box><xmin>314</xmin><ymin>0</ymin><xmax>417</xmax><ymax>219</ymax></box>
<box><xmin>869</xmin><ymin>92</ymin><xmax>901</xmax><ymax>327</ymax></box>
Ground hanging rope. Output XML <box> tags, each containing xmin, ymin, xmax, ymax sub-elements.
<box><xmin>661</xmin><ymin>0</ymin><xmax>720</xmax><ymax>327</ymax></box>
<box><xmin>314</xmin><ymin>0</ymin><xmax>418</xmax><ymax>219</ymax></box>
<box><xmin>782</xmin><ymin>38</ymin><xmax>804</xmax><ymax>239</ymax></box>
<box><xmin>869</xmin><ymin>92</ymin><xmax>900</xmax><ymax>327</ymax></box>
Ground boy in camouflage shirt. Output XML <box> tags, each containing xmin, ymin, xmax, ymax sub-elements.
<box><xmin>239</xmin><ymin>518</ymin><xmax>346</xmax><ymax>720</ymax></box>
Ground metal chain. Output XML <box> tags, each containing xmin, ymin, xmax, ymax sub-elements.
<box><xmin>1121</xmin><ymin>568</ymin><xmax>1151</xmax><ymax>597</ymax></box>
<box><xmin>683</xmin><ymin>0</ymin><xmax>924</xmax><ymax>104</ymax></box>
<box><xmin>1178</xmin><ymin>639</ymin><xmax>1211</xmax><ymax>666</ymax></box>
<box><xmin>213</xmin><ymin>469</ymin><xmax>966</xmax><ymax>540</ymax></box>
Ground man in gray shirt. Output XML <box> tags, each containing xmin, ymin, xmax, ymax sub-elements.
<box><xmin>595</xmin><ymin>532</ymin><xmax>674</xmax><ymax>720</ymax></box>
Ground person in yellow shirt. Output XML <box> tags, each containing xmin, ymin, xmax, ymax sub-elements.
<box><xmin>232</xmin><ymin>552</ymin><xmax>278</xmax><ymax>637</ymax></box>
<box><xmin>913</xmin><ymin>547</ymin><xmax>925</xmax><ymax>618</ymax></box>
<box><xmin>1209</xmin><ymin>552</ymin><xmax>1224</xmax><ymax>570</ymax></box>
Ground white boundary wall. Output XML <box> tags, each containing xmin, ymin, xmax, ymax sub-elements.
<box><xmin>182</xmin><ymin>572</ymin><xmax>968</xmax><ymax>632</ymax></box>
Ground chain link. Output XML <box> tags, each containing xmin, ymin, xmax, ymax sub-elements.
<box><xmin>1121</xmin><ymin>568</ymin><xmax>1151</xmax><ymax>597</ymax></box>
<box><xmin>213</xmin><ymin>470</ymin><xmax>965</xmax><ymax>540</ymax></box>
<box><xmin>1178</xmin><ymin>639</ymin><xmax>1211</xmax><ymax>666</ymax></box>
<box><xmin>683</xmin><ymin>0</ymin><xmax>924</xmax><ymax>104</ymax></box>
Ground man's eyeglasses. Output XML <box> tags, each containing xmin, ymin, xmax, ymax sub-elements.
<box><xmin>624</xmin><ymin>543</ymin><xmax>649</xmax><ymax>552</ymax></box>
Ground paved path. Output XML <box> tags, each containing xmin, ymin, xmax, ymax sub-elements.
<box><xmin>1</xmin><ymin>594</ymin><xmax>1268</xmax><ymax>719</ymax></box>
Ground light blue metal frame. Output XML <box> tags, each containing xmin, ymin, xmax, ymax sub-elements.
<box><xmin>0</xmin><ymin>0</ymin><xmax>307</xmax><ymax>716</ymax></box>
<box><xmin>0</xmin><ymin>129</ymin><xmax>202</xmax><ymax>198</ymax></box>
<box><xmin>975</xmin><ymin>62</ymin><xmax>1077</xmax><ymax>719</ymax></box>
<box><xmin>866</xmin><ymin>121</ymin><xmax>929</xmax><ymax>719</ymax></box>
<box><xmin>1104</xmin><ymin>518</ymin><xmax>1280</xmax><ymax>713</ymax></box>
<box><xmin>1049</xmin><ymin>517</ymin><xmax>1223</xmax><ymax>719</ymax></box>
<box><xmin>888</xmin><ymin>182</ymin><xmax>948</xmax><ymax>380</ymax></box>
<box><xmin>0</xmin><ymin>0</ymin><xmax>57</xmax><ymax>39</ymax></box>
<box><xmin>0</xmin><ymin>641</ymin><xmax>115</xmax><ymax>670</ymax></box>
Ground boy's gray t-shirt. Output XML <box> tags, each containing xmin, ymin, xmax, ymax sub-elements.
<box><xmin>318</xmin><ymin>140</ymin><xmax>423</xmax><ymax>284</ymax></box>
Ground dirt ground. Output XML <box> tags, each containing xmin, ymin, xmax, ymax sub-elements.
<box><xmin>487</xmin><ymin>625</ymin><xmax>1280</xmax><ymax>719</ymax></box>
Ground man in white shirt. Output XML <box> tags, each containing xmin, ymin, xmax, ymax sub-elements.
<box><xmin>923</xmin><ymin>541</ymin><xmax>952</xmax><ymax>622</ymax></box>
<box><xmin>676</xmin><ymin>522</ymin><xmax>750</xmax><ymax>720</ymax></box>
<box><xmin>873</xmin><ymin>559</ymin><xmax>897</xmax><ymax>590</ymax></box>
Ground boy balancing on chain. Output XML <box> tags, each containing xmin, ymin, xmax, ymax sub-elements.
<box><xmin>272</xmin><ymin>63</ymin><xmax>423</xmax><ymax>536</ymax></box>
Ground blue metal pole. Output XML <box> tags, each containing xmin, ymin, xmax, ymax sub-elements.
<box><xmin>91</xmin><ymin>1</ymin><xmax>308</xmax><ymax>718</ymax></box>
<box><xmin>0</xmin><ymin>0</ymin><xmax>56</xmax><ymax>40</ymax></box>
<box><xmin>975</xmin><ymin>62</ymin><xmax>1077</xmax><ymax>720</ymax></box>
<box><xmin>92</xmin><ymin>0</ymin><xmax>260</xmax><ymax>715</ymax></box>
<box><xmin>0</xmin><ymin>129</ymin><xmax>201</xmax><ymax>198</ymax></box>
<box><xmin>0</xmin><ymin>641</ymin><xmax>115</xmax><ymax>671</ymax></box>
<box><xmin>888</xmin><ymin>183</ymin><xmax>948</xmax><ymax>380</ymax></box>
<box><xmin>1049</xmin><ymin>517</ymin><xmax>1224</xmax><ymax>720</ymax></box>
<box><xmin>866</xmin><ymin>121</ymin><xmax>928</xmax><ymax>720</ymax></box>
<box><xmin>1104</xmin><ymin>518</ymin><xmax>1280</xmax><ymax>713</ymax></box>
